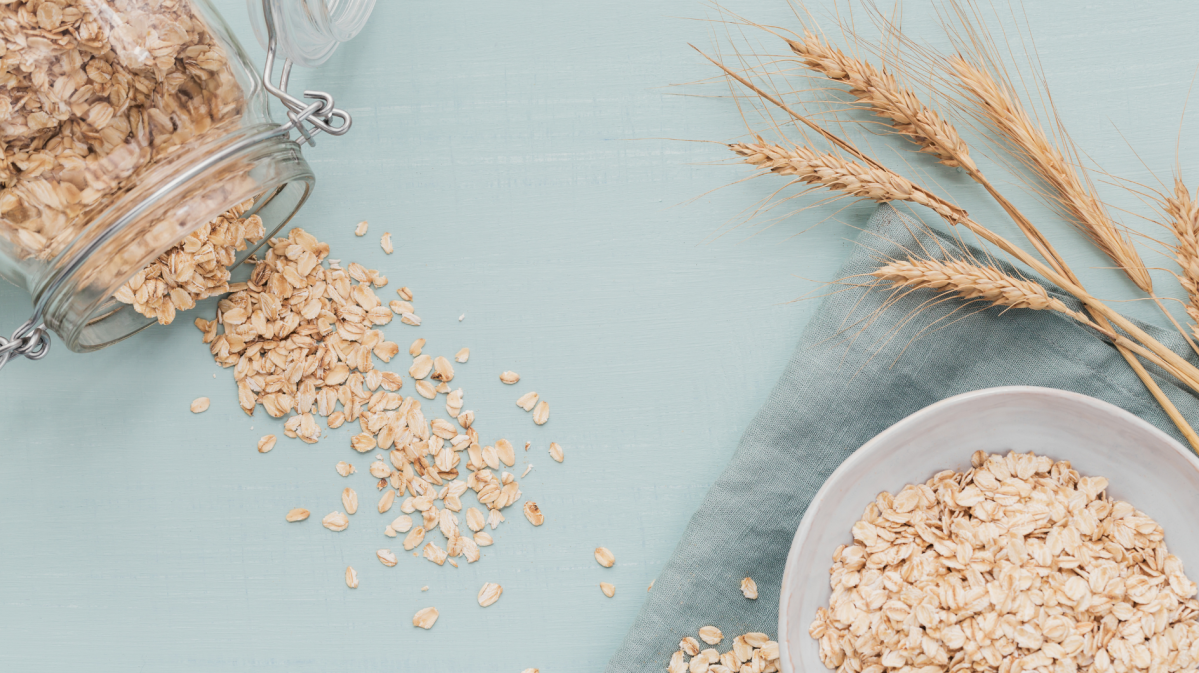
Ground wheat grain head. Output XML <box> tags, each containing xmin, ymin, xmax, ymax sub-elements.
<box><xmin>872</xmin><ymin>256</ymin><xmax>1090</xmax><ymax>322</ymax></box>
<box><xmin>730</xmin><ymin>141</ymin><xmax>967</xmax><ymax>223</ymax></box>
<box><xmin>786</xmin><ymin>30</ymin><xmax>977</xmax><ymax>173</ymax></box>
<box><xmin>1164</xmin><ymin>177</ymin><xmax>1199</xmax><ymax>335</ymax></box>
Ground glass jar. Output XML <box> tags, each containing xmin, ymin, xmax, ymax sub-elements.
<box><xmin>0</xmin><ymin>0</ymin><xmax>373</xmax><ymax>367</ymax></box>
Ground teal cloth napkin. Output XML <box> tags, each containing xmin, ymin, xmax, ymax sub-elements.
<box><xmin>605</xmin><ymin>204</ymin><xmax>1199</xmax><ymax>672</ymax></box>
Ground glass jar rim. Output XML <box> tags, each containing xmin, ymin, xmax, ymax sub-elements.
<box><xmin>38</xmin><ymin>127</ymin><xmax>315</xmax><ymax>352</ymax></box>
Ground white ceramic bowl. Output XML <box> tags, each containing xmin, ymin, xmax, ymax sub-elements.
<box><xmin>779</xmin><ymin>386</ymin><xmax>1199</xmax><ymax>673</ymax></box>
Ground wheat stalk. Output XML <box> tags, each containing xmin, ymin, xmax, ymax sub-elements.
<box><xmin>1165</xmin><ymin>178</ymin><xmax>1199</xmax><ymax>337</ymax></box>
<box><xmin>949</xmin><ymin>57</ymin><xmax>1154</xmax><ymax>293</ymax></box>
<box><xmin>872</xmin><ymin>257</ymin><xmax>1090</xmax><ymax>322</ymax></box>
<box><xmin>786</xmin><ymin>31</ymin><xmax>977</xmax><ymax>173</ymax></box>
<box><xmin>730</xmin><ymin>142</ymin><xmax>966</xmax><ymax>222</ymax></box>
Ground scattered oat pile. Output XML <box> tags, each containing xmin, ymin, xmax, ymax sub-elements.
<box><xmin>811</xmin><ymin>450</ymin><xmax>1199</xmax><ymax>673</ymax></box>
<box><xmin>669</xmin><ymin>630</ymin><xmax>779</xmax><ymax>673</ymax></box>
<box><xmin>197</xmin><ymin>225</ymin><xmax>564</xmax><ymax>580</ymax></box>
<box><xmin>195</xmin><ymin>226</ymin><xmax>400</xmax><ymax>439</ymax></box>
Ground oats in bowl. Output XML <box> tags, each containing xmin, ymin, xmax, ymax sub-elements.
<box><xmin>809</xmin><ymin>450</ymin><xmax>1199</xmax><ymax>672</ymax></box>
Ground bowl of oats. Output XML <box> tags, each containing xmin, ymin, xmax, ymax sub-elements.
<box><xmin>779</xmin><ymin>386</ymin><xmax>1199</xmax><ymax>673</ymax></box>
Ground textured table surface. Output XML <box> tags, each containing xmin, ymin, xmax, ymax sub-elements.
<box><xmin>2</xmin><ymin>1</ymin><xmax>1198</xmax><ymax>671</ymax></box>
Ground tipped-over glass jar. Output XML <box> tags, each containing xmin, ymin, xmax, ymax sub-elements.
<box><xmin>0</xmin><ymin>0</ymin><xmax>374</xmax><ymax>368</ymax></box>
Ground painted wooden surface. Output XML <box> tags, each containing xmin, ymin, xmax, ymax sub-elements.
<box><xmin>2</xmin><ymin>1</ymin><xmax>1198</xmax><ymax>670</ymax></box>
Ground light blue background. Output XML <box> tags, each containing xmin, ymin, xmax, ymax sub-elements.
<box><xmin>2</xmin><ymin>1</ymin><xmax>1198</xmax><ymax>671</ymax></box>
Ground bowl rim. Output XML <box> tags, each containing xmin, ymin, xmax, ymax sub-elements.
<box><xmin>777</xmin><ymin>385</ymin><xmax>1195</xmax><ymax>673</ymax></box>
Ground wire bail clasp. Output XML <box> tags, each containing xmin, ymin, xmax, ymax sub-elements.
<box><xmin>259</xmin><ymin>0</ymin><xmax>353</xmax><ymax>147</ymax></box>
<box><xmin>0</xmin><ymin>318</ymin><xmax>50</xmax><ymax>372</ymax></box>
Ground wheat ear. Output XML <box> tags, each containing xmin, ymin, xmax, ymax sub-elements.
<box><xmin>872</xmin><ymin>257</ymin><xmax>1091</xmax><ymax>322</ymax></box>
<box><xmin>786</xmin><ymin>31</ymin><xmax>976</xmax><ymax>173</ymax></box>
<box><xmin>949</xmin><ymin>57</ymin><xmax>1153</xmax><ymax>293</ymax></box>
<box><xmin>730</xmin><ymin>142</ymin><xmax>966</xmax><ymax>222</ymax></box>
<box><xmin>1165</xmin><ymin>178</ymin><xmax>1199</xmax><ymax>337</ymax></box>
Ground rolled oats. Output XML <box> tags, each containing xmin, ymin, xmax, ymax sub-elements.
<box><xmin>549</xmin><ymin>442</ymin><xmax>563</xmax><ymax>462</ymax></box>
<box><xmin>412</xmin><ymin>607</ymin><xmax>438</xmax><ymax>629</ymax></box>
<box><xmin>523</xmin><ymin>501</ymin><xmax>544</xmax><ymax>526</ymax></box>
<box><xmin>698</xmin><ymin>626</ymin><xmax>722</xmax><ymax>645</ymax></box>
<box><xmin>376</xmin><ymin>549</ymin><xmax>397</xmax><ymax>567</ymax></box>
<box><xmin>341</xmin><ymin>487</ymin><xmax>358</xmax><ymax>515</ymax></box>
<box><xmin>117</xmin><ymin>203</ymin><xmax>264</xmax><ymax>324</ymax></box>
<box><xmin>667</xmin><ymin>630</ymin><xmax>779</xmax><ymax>673</ymax></box>
<box><xmin>258</xmin><ymin>435</ymin><xmax>277</xmax><ymax>453</ymax></box>
<box><xmin>516</xmin><ymin>391</ymin><xmax>539</xmax><ymax>411</ymax></box>
<box><xmin>377</xmin><ymin>488</ymin><xmax>396</xmax><ymax>513</ymax></box>
<box><xmin>0</xmin><ymin>0</ymin><xmax>246</xmax><ymax>321</ymax></box>
<box><xmin>422</xmin><ymin>542</ymin><xmax>447</xmax><ymax>565</ymax></box>
<box><xmin>285</xmin><ymin>508</ymin><xmax>309</xmax><ymax>522</ymax></box>
<box><xmin>477</xmin><ymin>582</ymin><xmax>503</xmax><ymax>607</ymax></box>
<box><xmin>431</xmin><ymin>356</ymin><xmax>454</xmax><ymax>382</ymax></box>
<box><xmin>380</xmin><ymin>232</ymin><xmax>393</xmax><ymax>254</ymax></box>
<box><xmin>345</xmin><ymin>566</ymin><xmax>358</xmax><ymax>588</ymax></box>
<box><xmin>190</xmin><ymin>397</ymin><xmax>210</xmax><ymax>413</ymax></box>
<box><xmin>740</xmin><ymin>577</ymin><xmax>758</xmax><ymax>600</ymax></box>
<box><xmin>189</xmin><ymin>225</ymin><xmax>563</xmax><ymax>584</ymax></box>
<box><xmin>496</xmin><ymin>438</ymin><xmax>515</xmax><ymax>467</ymax></box>
<box><xmin>809</xmin><ymin>450</ymin><xmax>1199</xmax><ymax>673</ymax></box>
<box><xmin>594</xmin><ymin>547</ymin><xmax>615</xmax><ymax>568</ymax></box>
<box><xmin>403</xmin><ymin>526</ymin><xmax>425</xmax><ymax>551</ymax></box>
<box><xmin>415</xmin><ymin>380</ymin><xmax>436</xmax><ymax>399</ymax></box>
<box><xmin>500</xmin><ymin>371</ymin><xmax>520</xmax><ymax>384</ymax></box>
<box><xmin>600</xmin><ymin>582</ymin><xmax>615</xmax><ymax>598</ymax></box>
<box><xmin>532</xmin><ymin>400</ymin><xmax>549</xmax><ymax>425</ymax></box>
<box><xmin>322</xmin><ymin>511</ymin><xmax>349</xmax><ymax>532</ymax></box>
<box><xmin>410</xmin><ymin>354</ymin><xmax>433</xmax><ymax>380</ymax></box>
<box><xmin>354</xmin><ymin>221</ymin><xmax>369</xmax><ymax>236</ymax></box>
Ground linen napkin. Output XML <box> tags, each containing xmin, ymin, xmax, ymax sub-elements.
<box><xmin>605</xmin><ymin>203</ymin><xmax>1199</xmax><ymax>672</ymax></box>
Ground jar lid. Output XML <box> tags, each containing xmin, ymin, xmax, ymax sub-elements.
<box><xmin>248</xmin><ymin>0</ymin><xmax>376</xmax><ymax>68</ymax></box>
